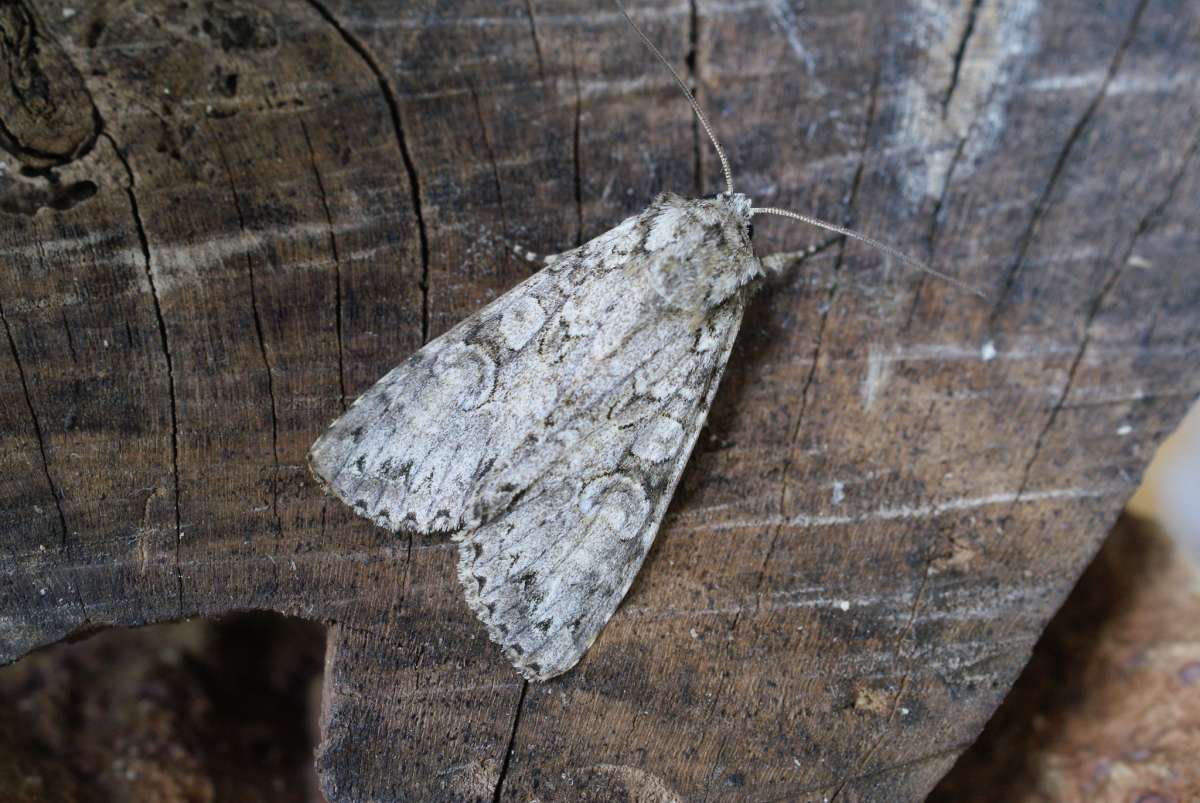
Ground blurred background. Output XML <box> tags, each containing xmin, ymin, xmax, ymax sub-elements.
<box><xmin>1129</xmin><ymin>401</ymin><xmax>1200</xmax><ymax>561</ymax></box>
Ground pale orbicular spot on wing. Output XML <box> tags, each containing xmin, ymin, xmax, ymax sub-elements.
<box><xmin>633</xmin><ymin>416</ymin><xmax>686</xmax><ymax>463</ymax></box>
<box><xmin>580</xmin><ymin>475</ymin><xmax>651</xmax><ymax>539</ymax></box>
<box><xmin>434</xmin><ymin>344</ymin><xmax>496</xmax><ymax>411</ymax></box>
<box><xmin>499</xmin><ymin>294</ymin><xmax>547</xmax><ymax>351</ymax></box>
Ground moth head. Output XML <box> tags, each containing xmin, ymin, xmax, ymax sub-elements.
<box><xmin>643</xmin><ymin>191</ymin><xmax>761</xmax><ymax>309</ymax></box>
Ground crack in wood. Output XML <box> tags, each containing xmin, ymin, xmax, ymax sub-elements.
<box><xmin>522</xmin><ymin>0</ymin><xmax>548</xmax><ymax>85</ymax></box>
<box><xmin>906</xmin><ymin>41</ymin><xmax>1017</xmax><ymax>331</ymax></box>
<box><xmin>60</xmin><ymin>310</ymin><xmax>77</xmax><ymax>363</ymax></box>
<box><xmin>490</xmin><ymin>677</ymin><xmax>529</xmax><ymax>802</ymax></box>
<box><xmin>1011</xmin><ymin>128</ymin><xmax>1200</xmax><ymax>506</ymax></box>
<box><xmin>0</xmin><ymin>309</ymin><xmax>66</xmax><ymax>548</ymax></box>
<box><xmin>466</xmin><ymin>79</ymin><xmax>511</xmax><ymax>273</ymax></box>
<box><xmin>942</xmin><ymin>0</ymin><xmax>985</xmax><ymax>113</ymax></box>
<box><xmin>987</xmin><ymin>0</ymin><xmax>1152</xmax><ymax>332</ymax></box>
<box><xmin>0</xmin><ymin>301</ymin><xmax>87</xmax><ymax>620</ymax></box>
<box><xmin>302</xmin><ymin>0</ymin><xmax>432</xmax><ymax>344</ymax></box>
<box><xmin>213</xmin><ymin>138</ymin><xmax>283</xmax><ymax>586</ymax></box>
<box><xmin>101</xmin><ymin>130</ymin><xmax>186</xmax><ymax>618</ymax></box>
<box><xmin>298</xmin><ymin>118</ymin><xmax>347</xmax><ymax>413</ymax></box>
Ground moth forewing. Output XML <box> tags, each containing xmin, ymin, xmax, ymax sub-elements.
<box><xmin>309</xmin><ymin>194</ymin><xmax>759</xmax><ymax>678</ymax></box>
<box><xmin>457</xmin><ymin>292</ymin><xmax>747</xmax><ymax>680</ymax></box>
<box><xmin>307</xmin><ymin>262</ymin><xmax>567</xmax><ymax>535</ymax></box>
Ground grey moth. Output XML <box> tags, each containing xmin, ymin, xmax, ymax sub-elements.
<box><xmin>309</xmin><ymin>6</ymin><xmax>967</xmax><ymax>681</ymax></box>
<box><xmin>311</xmin><ymin>190</ymin><xmax>757</xmax><ymax>680</ymax></box>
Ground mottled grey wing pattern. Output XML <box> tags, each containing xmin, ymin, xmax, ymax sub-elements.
<box><xmin>457</xmin><ymin>297</ymin><xmax>745</xmax><ymax>680</ymax></box>
<box><xmin>309</xmin><ymin>193</ymin><xmax>760</xmax><ymax>679</ymax></box>
<box><xmin>308</xmin><ymin>214</ymin><xmax>644</xmax><ymax>533</ymax></box>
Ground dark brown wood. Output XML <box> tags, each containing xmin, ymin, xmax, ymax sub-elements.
<box><xmin>931</xmin><ymin>515</ymin><xmax>1200</xmax><ymax>802</ymax></box>
<box><xmin>0</xmin><ymin>1</ymin><xmax>1196</xmax><ymax>800</ymax></box>
<box><xmin>0</xmin><ymin>612</ymin><xmax>326</xmax><ymax>803</ymax></box>
<box><xmin>5</xmin><ymin>517</ymin><xmax>1197</xmax><ymax>803</ymax></box>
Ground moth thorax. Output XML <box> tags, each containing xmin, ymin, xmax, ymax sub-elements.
<box><xmin>645</xmin><ymin>192</ymin><xmax>760</xmax><ymax>309</ymax></box>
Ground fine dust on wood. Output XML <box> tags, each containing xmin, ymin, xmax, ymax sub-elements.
<box><xmin>0</xmin><ymin>1</ymin><xmax>1197</xmax><ymax>802</ymax></box>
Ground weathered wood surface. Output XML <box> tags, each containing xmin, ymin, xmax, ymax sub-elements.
<box><xmin>4</xmin><ymin>517</ymin><xmax>1196</xmax><ymax>803</ymax></box>
<box><xmin>932</xmin><ymin>515</ymin><xmax>1200</xmax><ymax>802</ymax></box>
<box><xmin>0</xmin><ymin>0</ymin><xmax>1196</xmax><ymax>800</ymax></box>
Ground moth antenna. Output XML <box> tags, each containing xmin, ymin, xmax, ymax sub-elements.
<box><xmin>751</xmin><ymin>206</ymin><xmax>988</xmax><ymax>298</ymax></box>
<box><xmin>616</xmin><ymin>1</ymin><xmax>735</xmax><ymax>196</ymax></box>
<box><xmin>510</xmin><ymin>242</ymin><xmax>557</xmax><ymax>266</ymax></box>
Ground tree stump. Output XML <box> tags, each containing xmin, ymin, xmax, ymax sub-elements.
<box><xmin>0</xmin><ymin>1</ymin><xmax>1196</xmax><ymax>800</ymax></box>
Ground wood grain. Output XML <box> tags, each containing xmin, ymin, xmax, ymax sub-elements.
<box><xmin>0</xmin><ymin>1</ymin><xmax>1196</xmax><ymax>800</ymax></box>
<box><xmin>931</xmin><ymin>515</ymin><xmax>1200</xmax><ymax>802</ymax></box>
